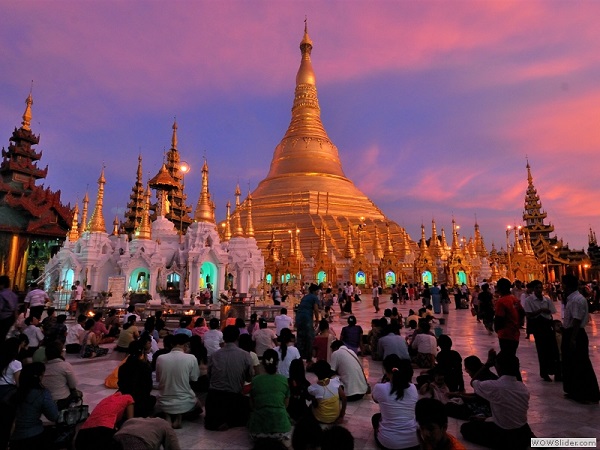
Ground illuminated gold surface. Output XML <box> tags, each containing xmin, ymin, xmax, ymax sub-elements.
<box><xmin>21</xmin><ymin>93</ymin><xmax>32</xmax><ymax>131</ymax></box>
<box><xmin>87</xmin><ymin>168</ymin><xmax>106</xmax><ymax>233</ymax></box>
<box><xmin>68</xmin><ymin>203</ymin><xmax>79</xmax><ymax>242</ymax></box>
<box><xmin>194</xmin><ymin>160</ymin><xmax>214</xmax><ymax>223</ymax></box>
<box><xmin>233</xmin><ymin>25</ymin><xmax>412</xmax><ymax>261</ymax></box>
<box><xmin>79</xmin><ymin>192</ymin><xmax>89</xmax><ymax>235</ymax></box>
<box><xmin>136</xmin><ymin>185</ymin><xmax>152</xmax><ymax>239</ymax></box>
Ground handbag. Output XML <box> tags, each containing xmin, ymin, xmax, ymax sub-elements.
<box><xmin>56</xmin><ymin>400</ymin><xmax>89</xmax><ymax>427</ymax></box>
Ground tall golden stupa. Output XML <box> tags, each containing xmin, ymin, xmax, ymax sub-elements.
<box><xmin>229</xmin><ymin>23</ymin><xmax>415</xmax><ymax>284</ymax></box>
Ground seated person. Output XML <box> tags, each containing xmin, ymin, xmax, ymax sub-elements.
<box><xmin>339</xmin><ymin>315</ymin><xmax>363</xmax><ymax>355</ymax></box>
<box><xmin>113</xmin><ymin>417</ymin><xmax>181</xmax><ymax>450</ymax></box>
<box><xmin>418</xmin><ymin>366</ymin><xmax>449</xmax><ymax>404</ymax></box>
<box><xmin>307</xmin><ymin>360</ymin><xmax>346</xmax><ymax>424</ymax></box>
<box><xmin>435</xmin><ymin>335</ymin><xmax>465</xmax><ymax>392</ymax></box>
<box><xmin>460</xmin><ymin>350</ymin><xmax>532</xmax><ymax>450</ymax></box>
<box><xmin>411</xmin><ymin>321</ymin><xmax>438</xmax><ymax>368</ymax></box>
<box><xmin>173</xmin><ymin>317</ymin><xmax>192</xmax><ymax>337</ymax></box>
<box><xmin>65</xmin><ymin>315</ymin><xmax>86</xmax><ymax>354</ymax></box>
<box><xmin>415</xmin><ymin>398</ymin><xmax>466</xmax><ymax>450</ymax></box>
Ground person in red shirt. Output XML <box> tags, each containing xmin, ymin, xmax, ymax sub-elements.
<box><xmin>494</xmin><ymin>278</ymin><xmax>524</xmax><ymax>380</ymax></box>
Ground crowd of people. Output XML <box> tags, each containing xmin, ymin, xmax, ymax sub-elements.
<box><xmin>0</xmin><ymin>273</ymin><xmax>598</xmax><ymax>450</ymax></box>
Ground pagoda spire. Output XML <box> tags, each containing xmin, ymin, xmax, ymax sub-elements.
<box><xmin>245</xmin><ymin>191</ymin><xmax>255</xmax><ymax>238</ymax></box>
<box><xmin>589</xmin><ymin>227</ymin><xmax>597</xmax><ymax>246</ymax></box>
<box><xmin>420</xmin><ymin>224</ymin><xmax>428</xmax><ymax>251</ymax></box>
<box><xmin>295</xmin><ymin>229</ymin><xmax>303</xmax><ymax>260</ymax></box>
<box><xmin>383</xmin><ymin>223</ymin><xmax>395</xmax><ymax>260</ymax></box>
<box><xmin>171</xmin><ymin>120</ymin><xmax>178</xmax><ymax>150</ymax></box>
<box><xmin>224</xmin><ymin>201</ymin><xmax>232</xmax><ymax>241</ymax></box>
<box><xmin>474</xmin><ymin>222</ymin><xmax>488</xmax><ymax>257</ymax></box>
<box><xmin>235</xmin><ymin>183</ymin><xmax>241</xmax><ymax>207</ymax></box>
<box><xmin>135</xmin><ymin>185</ymin><xmax>152</xmax><ymax>240</ymax></box>
<box><xmin>523</xmin><ymin>160</ymin><xmax>554</xmax><ymax>241</ymax></box>
<box><xmin>440</xmin><ymin>227</ymin><xmax>449</xmax><ymax>250</ymax></box>
<box><xmin>87</xmin><ymin>167</ymin><xmax>107</xmax><ymax>233</ymax></box>
<box><xmin>318</xmin><ymin>225</ymin><xmax>328</xmax><ymax>257</ymax></box>
<box><xmin>451</xmin><ymin>219</ymin><xmax>460</xmax><ymax>252</ymax></box>
<box><xmin>356</xmin><ymin>225</ymin><xmax>364</xmax><ymax>256</ymax></box>
<box><xmin>344</xmin><ymin>225</ymin><xmax>355</xmax><ymax>259</ymax></box>
<box><xmin>21</xmin><ymin>93</ymin><xmax>33</xmax><ymax>131</ymax></box>
<box><xmin>68</xmin><ymin>203</ymin><xmax>80</xmax><ymax>242</ymax></box>
<box><xmin>513</xmin><ymin>227</ymin><xmax>523</xmax><ymax>253</ymax></box>
<box><xmin>194</xmin><ymin>159</ymin><xmax>214</xmax><ymax>223</ymax></box>
<box><xmin>123</xmin><ymin>154</ymin><xmax>145</xmax><ymax>236</ymax></box>
<box><xmin>112</xmin><ymin>216</ymin><xmax>120</xmax><ymax>236</ymax></box>
<box><xmin>79</xmin><ymin>192</ymin><xmax>89</xmax><ymax>234</ymax></box>
<box><xmin>373</xmin><ymin>226</ymin><xmax>383</xmax><ymax>259</ymax></box>
<box><xmin>288</xmin><ymin>228</ymin><xmax>296</xmax><ymax>257</ymax></box>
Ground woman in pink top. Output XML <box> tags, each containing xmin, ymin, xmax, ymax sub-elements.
<box><xmin>191</xmin><ymin>317</ymin><xmax>209</xmax><ymax>339</ymax></box>
<box><xmin>75</xmin><ymin>391</ymin><xmax>134</xmax><ymax>450</ymax></box>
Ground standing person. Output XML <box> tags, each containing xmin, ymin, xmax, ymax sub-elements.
<box><xmin>248</xmin><ymin>349</ymin><xmax>292</xmax><ymax>445</ymax></box>
<box><xmin>24</xmin><ymin>283</ymin><xmax>49</xmax><ymax>320</ymax></box>
<box><xmin>494</xmin><ymin>278</ymin><xmax>523</xmax><ymax>363</ymax></box>
<box><xmin>523</xmin><ymin>280</ymin><xmax>559</xmax><ymax>382</ymax></box>
<box><xmin>440</xmin><ymin>284</ymin><xmax>450</xmax><ymax>315</ymax></box>
<box><xmin>9</xmin><ymin>362</ymin><xmax>59</xmax><ymax>450</ymax></box>
<box><xmin>372</xmin><ymin>282</ymin><xmax>381</xmax><ymax>313</ymax></box>
<box><xmin>205</xmin><ymin>325</ymin><xmax>253</xmax><ymax>431</ymax></box>
<box><xmin>156</xmin><ymin>333</ymin><xmax>200</xmax><ymax>428</ymax></box>
<box><xmin>330</xmin><ymin>340</ymin><xmax>369</xmax><ymax>402</ymax></box>
<box><xmin>478</xmin><ymin>283</ymin><xmax>495</xmax><ymax>334</ymax></box>
<box><xmin>295</xmin><ymin>284</ymin><xmax>320</xmax><ymax>361</ymax></box>
<box><xmin>0</xmin><ymin>276</ymin><xmax>18</xmax><ymax>344</ymax></box>
<box><xmin>421</xmin><ymin>283</ymin><xmax>431</xmax><ymax>308</ymax></box>
<box><xmin>371</xmin><ymin>356</ymin><xmax>420</xmax><ymax>450</ymax></box>
<box><xmin>430</xmin><ymin>282</ymin><xmax>441</xmax><ymax>314</ymax></box>
<box><xmin>275</xmin><ymin>307</ymin><xmax>294</xmax><ymax>337</ymax></box>
<box><xmin>560</xmin><ymin>274</ymin><xmax>600</xmax><ymax>404</ymax></box>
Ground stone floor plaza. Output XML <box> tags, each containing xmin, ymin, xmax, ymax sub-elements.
<box><xmin>65</xmin><ymin>295</ymin><xmax>600</xmax><ymax>449</ymax></box>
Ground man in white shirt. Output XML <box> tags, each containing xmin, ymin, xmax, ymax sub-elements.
<box><xmin>203</xmin><ymin>317</ymin><xmax>224</xmax><ymax>357</ymax></box>
<box><xmin>24</xmin><ymin>283</ymin><xmax>49</xmax><ymax>320</ymax></box>
<box><xmin>274</xmin><ymin>307</ymin><xmax>293</xmax><ymax>337</ymax></box>
<box><xmin>252</xmin><ymin>318</ymin><xmax>277</xmax><ymax>358</ymax></box>
<box><xmin>65</xmin><ymin>314</ymin><xmax>86</xmax><ymax>353</ymax></box>
<box><xmin>522</xmin><ymin>280</ymin><xmax>558</xmax><ymax>382</ymax></box>
<box><xmin>372</xmin><ymin>282</ymin><xmax>380</xmax><ymax>313</ymax></box>
<box><xmin>330</xmin><ymin>340</ymin><xmax>369</xmax><ymax>401</ymax></box>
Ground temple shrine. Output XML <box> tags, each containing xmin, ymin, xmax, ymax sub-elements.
<box><xmin>0</xmin><ymin>93</ymin><xmax>72</xmax><ymax>291</ymax></box>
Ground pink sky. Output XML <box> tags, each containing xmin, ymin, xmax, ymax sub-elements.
<box><xmin>1</xmin><ymin>1</ymin><xmax>599</xmax><ymax>250</ymax></box>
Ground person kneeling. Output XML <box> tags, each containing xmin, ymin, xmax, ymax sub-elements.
<box><xmin>308</xmin><ymin>360</ymin><xmax>346</xmax><ymax>424</ymax></box>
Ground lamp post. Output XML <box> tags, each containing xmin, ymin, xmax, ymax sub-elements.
<box><xmin>178</xmin><ymin>161</ymin><xmax>189</xmax><ymax>235</ymax></box>
<box><xmin>506</xmin><ymin>225</ymin><xmax>513</xmax><ymax>281</ymax></box>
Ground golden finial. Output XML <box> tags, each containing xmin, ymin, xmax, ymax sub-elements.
<box><xmin>112</xmin><ymin>216</ymin><xmax>120</xmax><ymax>236</ymax></box>
<box><xmin>384</xmin><ymin>223</ymin><xmax>394</xmax><ymax>257</ymax></box>
<box><xmin>235</xmin><ymin>182</ymin><xmax>241</xmax><ymax>207</ymax></box>
<box><xmin>171</xmin><ymin>119</ymin><xmax>178</xmax><ymax>150</ymax></box>
<box><xmin>21</xmin><ymin>90</ymin><xmax>33</xmax><ymax>131</ymax></box>
<box><xmin>136</xmin><ymin>154</ymin><xmax>143</xmax><ymax>183</ymax></box>
<box><xmin>296</xmin><ymin>18</ymin><xmax>315</xmax><ymax>86</ymax></box>
<box><xmin>224</xmin><ymin>201</ymin><xmax>232</xmax><ymax>241</ymax></box>
<box><xmin>79</xmin><ymin>191</ymin><xmax>89</xmax><ymax>234</ymax></box>
<box><xmin>194</xmin><ymin>158</ymin><xmax>214</xmax><ymax>223</ymax></box>
<box><xmin>344</xmin><ymin>225</ymin><xmax>355</xmax><ymax>259</ymax></box>
<box><xmin>246</xmin><ymin>191</ymin><xmax>255</xmax><ymax>238</ymax></box>
<box><xmin>68</xmin><ymin>203</ymin><xmax>80</xmax><ymax>242</ymax></box>
<box><xmin>135</xmin><ymin>185</ymin><xmax>152</xmax><ymax>240</ymax></box>
<box><xmin>373</xmin><ymin>226</ymin><xmax>383</xmax><ymax>259</ymax></box>
<box><xmin>87</xmin><ymin>167</ymin><xmax>107</xmax><ymax>233</ymax></box>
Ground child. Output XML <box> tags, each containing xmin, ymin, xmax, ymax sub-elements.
<box><xmin>418</xmin><ymin>366</ymin><xmax>449</xmax><ymax>404</ymax></box>
<box><xmin>435</xmin><ymin>335</ymin><xmax>465</xmax><ymax>392</ymax></box>
<box><xmin>308</xmin><ymin>360</ymin><xmax>347</xmax><ymax>424</ymax></box>
<box><xmin>287</xmin><ymin>358</ymin><xmax>311</xmax><ymax>423</ymax></box>
<box><xmin>415</xmin><ymin>398</ymin><xmax>466</xmax><ymax>450</ymax></box>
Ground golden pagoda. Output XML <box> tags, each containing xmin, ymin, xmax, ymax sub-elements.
<box><xmin>230</xmin><ymin>22</ymin><xmax>414</xmax><ymax>285</ymax></box>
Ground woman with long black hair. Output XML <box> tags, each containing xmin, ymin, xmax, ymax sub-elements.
<box><xmin>276</xmin><ymin>328</ymin><xmax>301</xmax><ymax>378</ymax></box>
<box><xmin>9</xmin><ymin>362</ymin><xmax>59</xmax><ymax>450</ymax></box>
<box><xmin>371</xmin><ymin>355</ymin><xmax>419</xmax><ymax>450</ymax></box>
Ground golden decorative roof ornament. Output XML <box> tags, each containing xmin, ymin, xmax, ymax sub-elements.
<box><xmin>384</xmin><ymin>223</ymin><xmax>395</xmax><ymax>258</ymax></box>
<box><xmin>149</xmin><ymin>163</ymin><xmax>178</xmax><ymax>189</ymax></box>
<box><xmin>21</xmin><ymin>92</ymin><xmax>33</xmax><ymax>131</ymax></box>
<box><xmin>245</xmin><ymin>191</ymin><xmax>255</xmax><ymax>238</ymax></box>
<box><xmin>318</xmin><ymin>225</ymin><xmax>328</xmax><ymax>257</ymax></box>
<box><xmin>224</xmin><ymin>201</ymin><xmax>232</xmax><ymax>241</ymax></box>
<box><xmin>194</xmin><ymin>159</ymin><xmax>214</xmax><ymax>223</ymax></box>
<box><xmin>420</xmin><ymin>224</ymin><xmax>428</xmax><ymax>250</ymax></box>
<box><xmin>135</xmin><ymin>185</ymin><xmax>152</xmax><ymax>240</ymax></box>
<box><xmin>235</xmin><ymin>183</ymin><xmax>241</xmax><ymax>207</ymax></box>
<box><xmin>451</xmin><ymin>219</ymin><xmax>460</xmax><ymax>252</ymax></box>
<box><xmin>356</xmin><ymin>225</ymin><xmax>364</xmax><ymax>256</ymax></box>
<box><xmin>373</xmin><ymin>226</ymin><xmax>383</xmax><ymax>259</ymax></box>
<box><xmin>87</xmin><ymin>168</ymin><xmax>107</xmax><ymax>233</ymax></box>
<box><xmin>514</xmin><ymin>227</ymin><xmax>523</xmax><ymax>253</ymax></box>
<box><xmin>79</xmin><ymin>192</ymin><xmax>89</xmax><ymax>234</ymax></box>
<box><xmin>112</xmin><ymin>216</ymin><xmax>120</xmax><ymax>236</ymax></box>
<box><xmin>68</xmin><ymin>203</ymin><xmax>80</xmax><ymax>242</ymax></box>
<box><xmin>171</xmin><ymin>120</ymin><xmax>178</xmax><ymax>150</ymax></box>
<box><xmin>344</xmin><ymin>225</ymin><xmax>355</xmax><ymax>259</ymax></box>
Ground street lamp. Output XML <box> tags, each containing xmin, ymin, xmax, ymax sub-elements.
<box><xmin>506</xmin><ymin>225</ymin><xmax>513</xmax><ymax>281</ymax></box>
<box><xmin>178</xmin><ymin>161</ymin><xmax>190</xmax><ymax>235</ymax></box>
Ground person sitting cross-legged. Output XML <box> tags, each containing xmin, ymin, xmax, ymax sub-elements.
<box><xmin>460</xmin><ymin>350</ymin><xmax>533</xmax><ymax>450</ymax></box>
<box><xmin>415</xmin><ymin>397</ymin><xmax>466</xmax><ymax>450</ymax></box>
<box><xmin>156</xmin><ymin>333</ymin><xmax>201</xmax><ymax>428</ymax></box>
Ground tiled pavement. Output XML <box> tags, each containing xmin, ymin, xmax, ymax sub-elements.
<box><xmin>66</xmin><ymin>295</ymin><xmax>600</xmax><ymax>449</ymax></box>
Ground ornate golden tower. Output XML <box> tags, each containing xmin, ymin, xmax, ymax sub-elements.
<box><xmin>231</xmin><ymin>23</ymin><xmax>412</xmax><ymax>268</ymax></box>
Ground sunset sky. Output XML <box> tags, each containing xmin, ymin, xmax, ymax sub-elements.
<box><xmin>2</xmin><ymin>1</ymin><xmax>599</xmax><ymax>251</ymax></box>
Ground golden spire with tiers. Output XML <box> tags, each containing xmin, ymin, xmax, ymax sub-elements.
<box><xmin>21</xmin><ymin>93</ymin><xmax>33</xmax><ymax>131</ymax></box>
<box><xmin>68</xmin><ymin>203</ymin><xmax>80</xmax><ymax>242</ymax></box>
<box><xmin>112</xmin><ymin>216</ymin><xmax>120</xmax><ymax>236</ymax></box>
<box><xmin>224</xmin><ymin>201</ymin><xmax>232</xmax><ymax>241</ymax></box>
<box><xmin>194</xmin><ymin>159</ymin><xmax>214</xmax><ymax>223</ymax></box>
<box><xmin>79</xmin><ymin>192</ymin><xmax>89</xmax><ymax>235</ymax></box>
<box><xmin>246</xmin><ymin>191</ymin><xmax>255</xmax><ymax>238</ymax></box>
<box><xmin>344</xmin><ymin>225</ymin><xmax>355</xmax><ymax>259</ymax></box>
<box><xmin>440</xmin><ymin>228</ymin><xmax>449</xmax><ymax>250</ymax></box>
<box><xmin>232</xmin><ymin>23</ymin><xmax>412</xmax><ymax>262</ymax></box>
<box><xmin>135</xmin><ymin>185</ymin><xmax>152</xmax><ymax>240</ymax></box>
<box><xmin>373</xmin><ymin>226</ymin><xmax>383</xmax><ymax>259</ymax></box>
<box><xmin>383</xmin><ymin>223</ymin><xmax>395</xmax><ymax>260</ymax></box>
<box><xmin>87</xmin><ymin>168</ymin><xmax>106</xmax><ymax>233</ymax></box>
<box><xmin>451</xmin><ymin>219</ymin><xmax>460</xmax><ymax>251</ymax></box>
<box><xmin>318</xmin><ymin>225</ymin><xmax>328</xmax><ymax>257</ymax></box>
